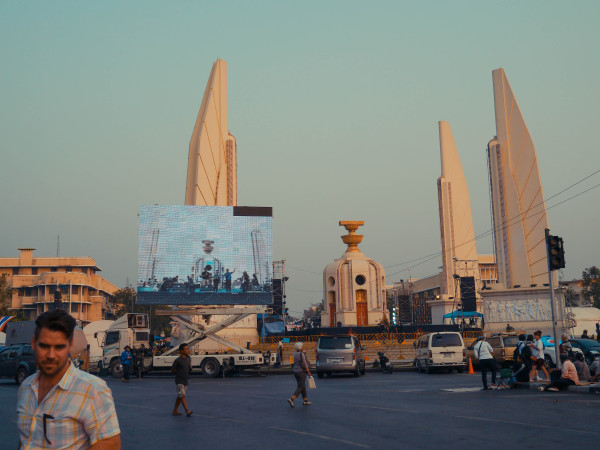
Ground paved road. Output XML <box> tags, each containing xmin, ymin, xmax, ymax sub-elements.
<box><xmin>2</xmin><ymin>371</ymin><xmax>599</xmax><ymax>449</ymax></box>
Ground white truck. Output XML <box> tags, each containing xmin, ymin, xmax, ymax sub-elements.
<box><xmin>103</xmin><ymin>309</ymin><xmax>276</xmax><ymax>378</ymax></box>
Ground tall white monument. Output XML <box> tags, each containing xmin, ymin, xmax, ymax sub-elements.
<box><xmin>429</xmin><ymin>121</ymin><xmax>482</xmax><ymax>323</ymax></box>
<box><xmin>185</xmin><ymin>59</ymin><xmax>237</xmax><ymax>207</ymax></box>
<box><xmin>487</xmin><ymin>68</ymin><xmax>555</xmax><ymax>289</ymax></box>
<box><xmin>484</xmin><ymin>68</ymin><xmax>563</xmax><ymax>333</ymax></box>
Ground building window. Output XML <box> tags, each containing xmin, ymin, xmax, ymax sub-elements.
<box><xmin>80</xmin><ymin>268</ymin><xmax>88</xmax><ymax>275</ymax></box>
<box><xmin>51</xmin><ymin>267</ymin><xmax>57</xmax><ymax>272</ymax></box>
<box><xmin>24</xmin><ymin>288</ymin><xmax>33</xmax><ymax>296</ymax></box>
<box><xmin>32</xmin><ymin>268</ymin><xmax>38</xmax><ymax>275</ymax></box>
<box><xmin>355</xmin><ymin>275</ymin><xmax>366</xmax><ymax>286</ymax></box>
<box><xmin>65</xmin><ymin>267</ymin><xmax>72</xmax><ymax>272</ymax></box>
<box><xmin>72</xmin><ymin>286</ymin><xmax>79</xmax><ymax>295</ymax></box>
<box><xmin>72</xmin><ymin>303</ymin><xmax>79</xmax><ymax>312</ymax></box>
<box><xmin>13</xmin><ymin>268</ymin><xmax>19</xmax><ymax>275</ymax></box>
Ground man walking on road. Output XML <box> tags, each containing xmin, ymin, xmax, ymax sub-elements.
<box><xmin>172</xmin><ymin>344</ymin><xmax>193</xmax><ymax>416</ymax></box>
<box><xmin>474</xmin><ymin>336</ymin><xmax>497</xmax><ymax>390</ymax></box>
<box><xmin>17</xmin><ymin>309</ymin><xmax>121</xmax><ymax>449</ymax></box>
<box><xmin>529</xmin><ymin>331</ymin><xmax>550</xmax><ymax>381</ymax></box>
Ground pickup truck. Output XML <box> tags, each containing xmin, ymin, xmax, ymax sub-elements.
<box><xmin>0</xmin><ymin>344</ymin><xmax>37</xmax><ymax>384</ymax></box>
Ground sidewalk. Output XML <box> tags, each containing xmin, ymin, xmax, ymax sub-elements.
<box><xmin>513</xmin><ymin>380</ymin><xmax>600</xmax><ymax>394</ymax></box>
<box><xmin>245</xmin><ymin>361</ymin><xmax>417</xmax><ymax>376</ymax></box>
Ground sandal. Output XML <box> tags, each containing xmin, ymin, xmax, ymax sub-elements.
<box><xmin>303</xmin><ymin>400</ymin><xmax>312</xmax><ymax>406</ymax></box>
<box><xmin>287</xmin><ymin>398</ymin><xmax>294</xmax><ymax>407</ymax></box>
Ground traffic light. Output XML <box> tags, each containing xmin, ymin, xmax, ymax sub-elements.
<box><xmin>546</xmin><ymin>234</ymin><xmax>565</xmax><ymax>270</ymax></box>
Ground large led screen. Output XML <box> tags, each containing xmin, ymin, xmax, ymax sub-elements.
<box><xmin>137</xmin><ymin>205</ymin><xmax>273</xmax><ymax>305</ymax></box>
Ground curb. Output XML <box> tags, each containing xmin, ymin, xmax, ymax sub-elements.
<box><xmin>514</xmin><ymin>381</ymin><xmax>600</xmax><ymax>395</ymax></box>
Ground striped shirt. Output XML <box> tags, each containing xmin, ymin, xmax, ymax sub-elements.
<box><xmin>17</xmin><ymin>362</ymin><xmax>120</xmax><ymax>449</ymax></box>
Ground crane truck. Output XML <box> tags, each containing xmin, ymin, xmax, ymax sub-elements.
<box><xmin>102</xmin><ymin>308</ymin><xmax>275</xmax><ymax>378</ymax></box>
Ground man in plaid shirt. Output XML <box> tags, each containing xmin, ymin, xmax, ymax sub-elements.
<box><xmin>17</xmin><ymin>309</ymin><xmax>121</xmax><ymax>449</ymax></box>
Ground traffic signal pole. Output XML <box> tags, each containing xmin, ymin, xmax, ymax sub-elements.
<box><xmin>545</xmin><ymin>228</ymin><xmax>561</xmax><ymax>369</ymax></box>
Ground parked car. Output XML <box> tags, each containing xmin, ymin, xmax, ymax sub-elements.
<box><xmin>465</xmin><ymin>333</ymin><xmax>520</xmax><ymax>368</ymax></box>
<box><xmin>0</xmin><ymin>343</ymin><xmax>37</xmax><ymax>384</ymax></box>
<box><xmin>315</xmin><ymin>335</ymin><xmax>366</xmax><ymax>378</ymax></box>
<box><xmin>415</xmin><ymin>332</ymin><xmax>466</xmax><ymax>373</ymax></box>
<box><xmin>568</xmin><ymin>339</ymin><xmax>600</xmax><ymax>366</ymax></box>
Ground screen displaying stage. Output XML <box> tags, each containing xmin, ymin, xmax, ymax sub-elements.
<box><xmin>137</xmin><ymin>205</ymin><xmax>273</xmax><ymax>305</ymax></box>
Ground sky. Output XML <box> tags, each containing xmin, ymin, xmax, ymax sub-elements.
<box><xmin>1</xmin><ymin>1</ymin><xmax>599</xmax><ymax>318</ymax></box>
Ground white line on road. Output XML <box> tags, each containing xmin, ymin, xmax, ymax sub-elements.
<box><xmin>332</xmin><ymin>402</ymin><xmax>420</xmax><ymax>414</ymax></box>
<box><xmin>115</xmin><ymin>402</ymin><xmax>244</xmax><ymax>423</ymax></box>
<box><xmin>455</xmin><ymin>415</ymin><xmax>599</xmax><ymax>435</ymax></box>
<box><xmin>270</xmin><ymin>426</ymin><xmax>371</xmax><ymax>448</ymax></box>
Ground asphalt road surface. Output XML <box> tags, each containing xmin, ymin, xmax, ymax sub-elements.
<box><xmin>1</xmin><ymin>370</ymin><xmax>599</xmax><ymax>449</ymax></box>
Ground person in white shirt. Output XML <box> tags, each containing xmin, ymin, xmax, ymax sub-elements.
<box><xmin>528</xmin><ymin>330</ymin><xmax>550</xmax><ymax>382</ymax></box>
<box><xmin>474</xmin><ymin>336</ymin><xmax>497</xmax><ymax>390</ymax></box>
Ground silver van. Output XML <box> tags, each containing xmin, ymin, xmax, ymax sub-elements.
<box><xmin>315</xmin><ymin>335</ymin><xmax>366</xmax><ymax>378</ymax></box>
<box><xmin>415</xmin><ymin>332</ymin><xmax>466</xmax><ymax>373</ymax></box>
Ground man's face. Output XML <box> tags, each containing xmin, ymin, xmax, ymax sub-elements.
<box><xmin>181</xmin><ymin>346</ymin><xmax>189</xmax><ymax>356</ymax></box>
<box><xmin>33</xmin><ymin>328</ymin><xmax>72</xmax><ymax>378</ymax></box>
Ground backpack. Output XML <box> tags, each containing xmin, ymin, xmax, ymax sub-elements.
<box><xmin>520</xmin><ymin>344</ymin><xmax>532</xmax><ymax>361</ymax></box>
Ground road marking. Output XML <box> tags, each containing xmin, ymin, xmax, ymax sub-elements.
<box><xmin>116</xmin><ymin>401</ymin><xmax>160</xmax><ymax>410</ymax></box>
<box><xmin>443</xmin><ymin>387</ymin><xmax>483</xmax><ymax>393</ymax></box>
<box><xmin>455</xmin><ymin>415</ymin><xmax>599</xmax><ymax>435</ymax></box>
<box><xmin>115</xmin><ymin>402</ymin><xmax>244</xmax><ymax>423</ymax></box>
<box><xmin>332</xmin><ymin>402</ymin><xmax>420</xmax><ymax>414</ymax></box>
<box><xmin>270</xmin><ymin>426</ymin><xmax>370</xmax><ymax>448</ymax></box>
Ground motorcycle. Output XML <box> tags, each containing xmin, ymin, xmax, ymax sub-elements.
<box><xmin>377</xmin><ymin>351</ymin><xmax>393</xmax><ymax>374</ymax></box>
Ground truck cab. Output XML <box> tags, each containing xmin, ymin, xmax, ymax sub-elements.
<box><xmin>102</xmin><ymin>313</ymin><xmax>150</xmax><ymax>377</ymax></box>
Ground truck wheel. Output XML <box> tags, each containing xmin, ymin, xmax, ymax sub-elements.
<box><xmin>110</xmin><ymin>360</ymin><xmax>123</xmax><ymax>379</ymax></box>
<box><xmin>201</xmin><ymin>358</ymin><xmax>221</xmax><ymax>378</ymax></box>
<box><xmin>15</xmin><ymin>368</ymin><xmax>27</xmax><ymax>385</ymax></box>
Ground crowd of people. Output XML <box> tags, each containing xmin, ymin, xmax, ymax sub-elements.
<box><xmin>510</xmin><ymin>330</ymin><xmax>600</xmax><ymax>392</ymax></box>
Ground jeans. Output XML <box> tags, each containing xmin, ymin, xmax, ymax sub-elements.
<box><xmin>544</xmin><ymin>378</ymin><xmax>575</xmax><ymax>391</ymax></box>
<box><xmin>480</xmin><ymin>358</ymin><xmax>497</xmax><ymax>388</ymax></box>
<box><xmin>293</xmin><ymin>372</ymin><xmax>307</xmax><ymax>399</ymax></box>
<box><xmin>123</xmin><ymin>363</ymin><xmax>130</xmax><ymax>381</ymax></box>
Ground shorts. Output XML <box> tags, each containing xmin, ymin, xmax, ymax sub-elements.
<box><xmin>534</xmin><ymin>359</ymin><xmax>545</xmax><ymax>369</ymax></box>
<box><xmin>176</xmin><ymin>384</ymin><xmax>187</xmax><ymax>398</ymax></box>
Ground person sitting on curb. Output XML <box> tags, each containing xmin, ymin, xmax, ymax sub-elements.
<box><xmin>539</xmin><ymin>354</ymin><xmax>579</xmax><ymax>392</ymax></box>
<box><xmin>573</xmin><ymin>352</ymin><xmax>591</xmax><ymax>382</ymax></box>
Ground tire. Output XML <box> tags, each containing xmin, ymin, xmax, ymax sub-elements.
<box><xmin>360</xmin><ymin>361</ymin><xmax>366</xmax><ymax>375</ymax></box>
<box><xmin>317</xmin><ymin>372</ymin><xmax>324</xmax><ymax>379</ymax></box>
<box><xmin>110</xmin><ymin>359</ymin><xmax>123</xmax><ymax>379</ymax></box>
<box><xmin>201</xmin><ymin>358</ymin><xmax>221</xmax><ymax>378</ymax></box>
<box><xmin>353</xmin><ymin>364</ymin><xmax>360</xmax><ymax>377</ymax></box>
<box><xmin>15</xmin><ymin>368</ymin><xmax>27</xmax><ymax>385</ymax></box>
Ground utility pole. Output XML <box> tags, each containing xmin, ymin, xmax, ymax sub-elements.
<box><xmin>546</xmin><ymin>228</ymin><xmax>565</xmax><ymax>369</ymax></box>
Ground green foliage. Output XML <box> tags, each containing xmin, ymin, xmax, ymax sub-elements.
<box><xmin>582</xmin><ymin>266</ymin><xmax>600</xmax><ymax>308</ymax></box>
<box><xmin>0</xmin><ymin>274</ymin><xmax>13</xmax><ymax>316</ymax></box>
<box><xmin>109</xmin><ymin>287</ymin><xmax>171</xmax><ymax>336</ymax></box>
<box><xmin>564</xmin><ymin>288</ymin><xmax>579</xmax><ymax>307</ymax></box>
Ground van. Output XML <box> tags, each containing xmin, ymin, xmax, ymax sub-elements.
<box><xmin>315</xmin><ymin>335</ymin><xmax>366</xmax><ymax>378</ymax></box>
<box><xmin>415</xmin><ymin>332</ymin><xmax>466</xmax><ymax>373</ymax></box>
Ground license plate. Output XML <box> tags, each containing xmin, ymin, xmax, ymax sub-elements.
<box><xmin>327</xmin><ymin>358</ymin><xmax>344</xmax><ymax>363</ymax></box>
<box><xmin>443</xmin><ymin>353</ymin><xmax>453</xmax><ymax>358</ymax></box>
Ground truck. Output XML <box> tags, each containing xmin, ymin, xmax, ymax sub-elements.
<box><xmin>102</xmin><ymin>308</ymin><xmax>276</xmax><ymax>378</ymax></box>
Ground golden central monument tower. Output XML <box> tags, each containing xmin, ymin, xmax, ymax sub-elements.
<box><xmin>321</xmin><ymin>221</ymin><xmax>386</xmax><ymax>327</ymax></box>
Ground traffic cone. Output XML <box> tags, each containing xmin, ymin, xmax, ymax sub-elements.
<box><xmin>467</xmin><ymin>358</ymin><xmax>475</xmax><ymax>375</ymax></box>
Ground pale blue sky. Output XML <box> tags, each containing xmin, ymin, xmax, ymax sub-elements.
<box><xmin>1</xmin><ymin>1</ymin><xmax>599</xmax><ymax>316</ymax></box>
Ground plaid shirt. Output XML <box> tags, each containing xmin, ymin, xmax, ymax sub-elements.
<box><xmin>17</xmin><ymin>362</ymin><xmax>120</xmax><ymax>449</ymax></box>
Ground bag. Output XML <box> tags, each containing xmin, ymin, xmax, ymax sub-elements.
<box><xmin>307</xmin><ymin>376</ymin><xmax>316</xmax><ymax>389</ymax></box>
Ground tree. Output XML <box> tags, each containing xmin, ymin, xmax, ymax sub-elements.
<box><xmin>564</xmin><ymin>288</ymin><xmax>579</xmax><ymax>307</ymax></box>
<box><xmin>0</xmin><ymin>274</ymin><xmax>13</xmax><ymax>316</ymax></box>
<box><xmin>582</xmin><ymin>266</ymin><xmax>600</xmax><ymax>308</ymax></box>
<box><xmin>109</xmin><ymin>287</ymin><xmax>172</xmax><ymax>336</ymax></box>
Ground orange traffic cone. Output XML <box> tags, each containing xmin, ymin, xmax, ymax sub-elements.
<box><xmin>467</xmin><ymin>358</ymin><xmax>475</xmax><ymax>375</ymax></box>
